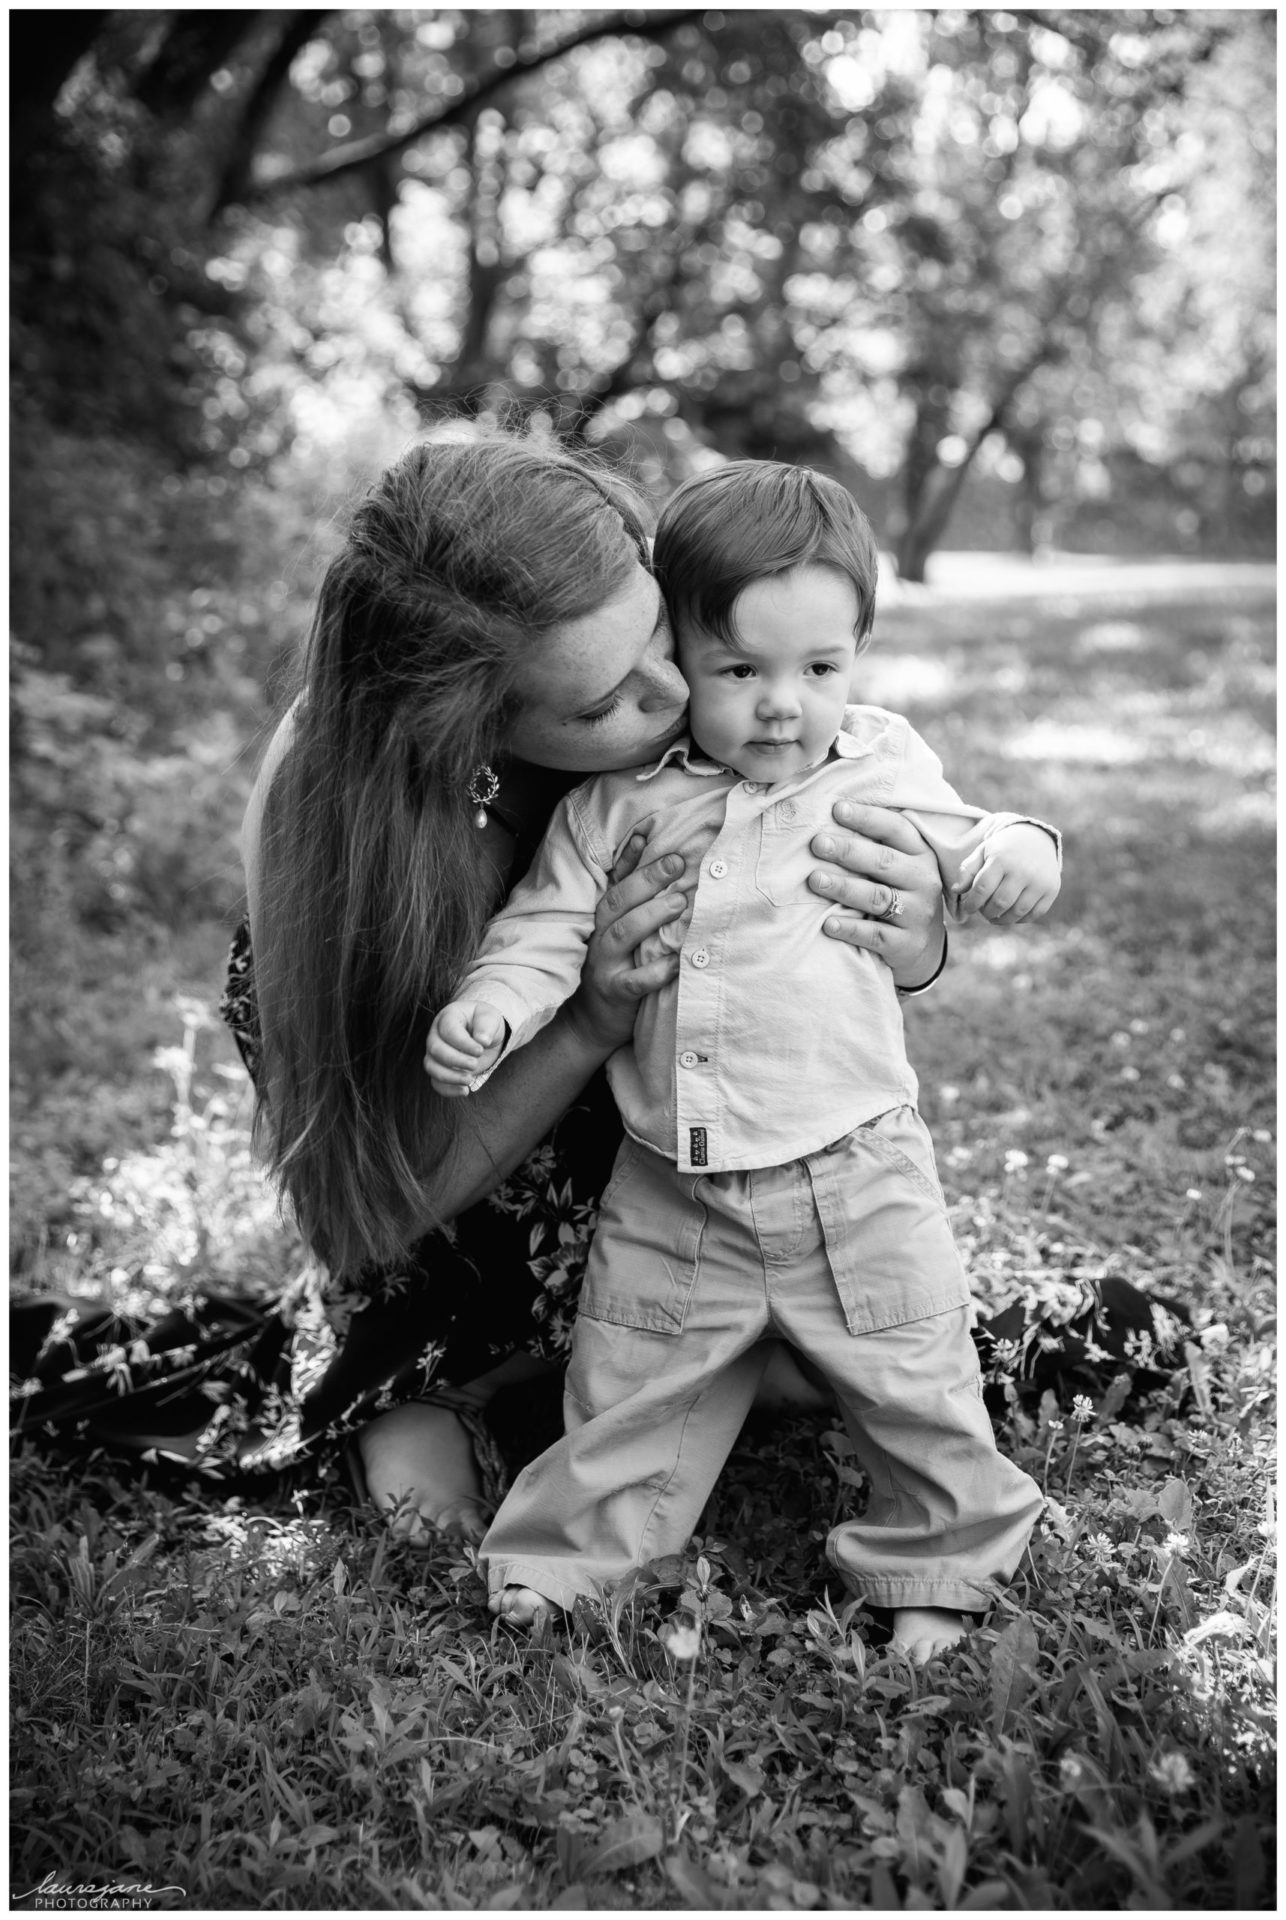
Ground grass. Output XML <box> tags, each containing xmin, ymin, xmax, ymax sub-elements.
<box><xmin>9</xmin><ymin>561</ymin><xmax>1276</xmax><ymax>1910</ymax></box>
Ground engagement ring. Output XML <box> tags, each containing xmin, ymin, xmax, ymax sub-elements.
<box><xmin>882</xmin><ymin>889</ymin><xmax>905</xmax><ymax>919</ymax></box>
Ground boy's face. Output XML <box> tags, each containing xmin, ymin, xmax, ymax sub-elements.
<box><xmin>678</xmin><ymin>565</ymin><xmax>860</xmax><ymax>783</ymax></box>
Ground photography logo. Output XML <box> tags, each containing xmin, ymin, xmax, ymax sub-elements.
<box><xmin>15</xmin><ymin>1872</ymin><xmax>187</xmax><ymax>1911</ymax></box>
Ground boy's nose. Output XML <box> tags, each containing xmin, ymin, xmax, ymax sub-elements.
<box><xmin>757</xmin><ymin>685</ymin><xmax>801</xmax><ymax>719</ymax></box>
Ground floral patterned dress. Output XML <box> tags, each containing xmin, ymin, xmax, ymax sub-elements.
<box><xmin>11</xmin><ymin>920</ymin><xmax>622</xmax><ymax>1499</ymax></box>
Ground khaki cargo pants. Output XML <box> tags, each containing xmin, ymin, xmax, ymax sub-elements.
<box><xmin>481</xmin><ymin>1108</ymin><xmax>1043</xmax><ymax>1613</ymax></box>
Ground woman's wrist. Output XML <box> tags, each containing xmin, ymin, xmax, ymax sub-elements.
<box><xmin>559</xmin><ymin>986</ymin><xmax>633</xmax><ymax>1063</ymax></box>
<box><xmin>895</xmin><ymin>926</ymin><xmax>949</xmax><ymax>997</ymax></box>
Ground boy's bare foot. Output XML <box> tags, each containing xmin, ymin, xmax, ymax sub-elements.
<box><xmin>890</xmin><ymin>1606</ymin><xmax>969</xmax><ymax>1663</ymax></box>
<box><xmin>490</xmin><ymin>1585</ymin><xmax>558</xmax><ymax>1628</ymax></box>
<box><xmin>358</xmin><ymin>1402</ymin><xmax>490</xmax><ymax>1545</ymax></box>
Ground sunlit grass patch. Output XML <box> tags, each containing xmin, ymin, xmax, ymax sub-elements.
<box><xmin>10</xmin><ymin>567</ymin><xmax>1275</xmax><ymax>1908</ymax></box>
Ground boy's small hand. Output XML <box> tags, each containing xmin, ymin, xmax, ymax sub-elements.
<box><xmin>955</xmin><ymin>823</ymin><xmax>1061</xmax><ymax>925</ymax></box>
<box><xmin>425</xmin><ymin>1001</ymin><xmax>507</xmax><ymax>1097</ymax></box>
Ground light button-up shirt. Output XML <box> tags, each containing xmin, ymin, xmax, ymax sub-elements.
<box><xmin>457</xmin><ymin>706</ymin><xmax>1059</xmax><ymax>1174</ymax></box>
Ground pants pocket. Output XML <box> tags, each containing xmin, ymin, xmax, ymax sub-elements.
<box><xmin>578</xmin><ymin>1140</ymin><xmax>705</xmax><ymax>1334</ymax></box>
<box><xmin>805</xmin><ymin>1111</ymin><xmax>970</xmax><ymax>1337</ymax></box>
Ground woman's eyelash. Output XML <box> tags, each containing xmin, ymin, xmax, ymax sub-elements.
<box><xmin>580</xmin><ymin>695</ymin><xmax>623</xmax><ymax>726</ymax></box>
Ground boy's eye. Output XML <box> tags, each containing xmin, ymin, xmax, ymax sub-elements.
<box><xmin>721</xmin><ymin>664</ymin><xmax>756</xmax><ymax>680</ymax></box>
<box><xmin>808</xmin><ymin>662</ymin><xmax>839</xmax><ymax>677</ymax></box>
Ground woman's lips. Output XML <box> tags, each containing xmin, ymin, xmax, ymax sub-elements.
<box><xmin>649</xmin><ymin>714</ymin><xmax>689</xmax><ymax>751</ymax></box>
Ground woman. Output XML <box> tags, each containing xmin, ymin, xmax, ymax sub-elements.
<box><xmin>238</xmin><ymin>432</ymin><xmax>949</xmax><ymax>1541</ymax></box>
<box><xmin>26</xmin><ymin>432</ymin><xmax>1144</xmax><ymax>1533</ymax></box>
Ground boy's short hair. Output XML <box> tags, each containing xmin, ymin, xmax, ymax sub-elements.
<box><xmin>653</xmin><ymin>460</ymin><xmax>879</xmax><ymax>647</ymax></box>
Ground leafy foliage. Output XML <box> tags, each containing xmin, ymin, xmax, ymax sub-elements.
<box><xmin>10</xmin><ymin>11</ymin><xmax>1276</xmax><ymax>566</ymax></box>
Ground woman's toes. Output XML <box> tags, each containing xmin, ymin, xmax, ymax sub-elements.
<box><xmin>434</xmin><ymin>1499</ymin><xmax>490</xmax><ymax>1546</ymax></box>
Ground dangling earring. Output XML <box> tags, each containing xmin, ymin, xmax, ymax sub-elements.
<box><xmin>466</xmin><ymin>764</ymin><xmax>500</xmax><ymax>830</ymax></box>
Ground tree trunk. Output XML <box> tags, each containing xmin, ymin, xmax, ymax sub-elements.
<box><xmin>896</xmin><ymin>462</ymin><xmax>976</xmax><ymax>583</ymax></box>
<box><xmin>1009</xmin><ymin>425</ymin><xmax>1047</xmax><ymax>556</ymax></box>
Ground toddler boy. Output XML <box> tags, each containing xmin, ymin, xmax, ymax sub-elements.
<box><xmin>427</xmin><ymin>462</ymin><xmax>1057</xmax><ymax>1659</ymax></box>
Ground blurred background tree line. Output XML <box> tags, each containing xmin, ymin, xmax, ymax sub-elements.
<box><xmin>8</xmin><ymin>8</ymin><xmax>1276</xmax><ymax>1256</ymax></box>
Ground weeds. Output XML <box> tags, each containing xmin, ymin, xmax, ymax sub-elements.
<box><xmin>11</xmin><ymin>571</ymin><xmax>1275</xmax><ymax>1909</ymax></box>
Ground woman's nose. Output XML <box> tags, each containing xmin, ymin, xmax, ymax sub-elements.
<box><xmin>640</xmin><ymin>643</ymin><xmax>689</xmax><ymax>712</ymax></box>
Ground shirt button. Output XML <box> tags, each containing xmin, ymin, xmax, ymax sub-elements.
<box><xmin>690</xmin><ymin>948</ymin><xmax>711</xmax><ymax>968</ymax></box>
<box><xmin>709</xmin><ymin>859</ymin><xmax>728</xmax><ymax>878</ymax></box>
<box><xmin>679</xmin><ymin>1050</ymin><xmax>700</xmax><ymax>1068</ymax></box>
<box><xmin>742</xmin><ymin>781</ymin><xmax>761</xmax><ymax>794</ymax></box>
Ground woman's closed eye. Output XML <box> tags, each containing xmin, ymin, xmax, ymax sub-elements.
<box><xmin>579</xmin><ymin>694</ymin><xmax>624</xmax><ymax>727</ymax></box>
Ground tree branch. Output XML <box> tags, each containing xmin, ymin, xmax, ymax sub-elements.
<box><xmin>230</xmin><ymin>8</ymin><xmax>707</xmax><ymax>208</ymax></box>
<box><xmin>210</xmin><ymin>11</ymin><xmax>332</xmax><ymax>219</ymax></box>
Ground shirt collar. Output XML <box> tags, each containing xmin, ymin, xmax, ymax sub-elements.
<box><xmin>636</xmin><ymin>735</ymin><xmax>729</xmax><ymax>782</ymax></box>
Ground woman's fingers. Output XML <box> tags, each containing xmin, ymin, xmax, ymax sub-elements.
<box><xmin>616</xmin><ymin>951</ymin><xmax>682</xmax><ymax>1000</ymax></box>
<box><xmin>809</xmin><ymin>804</ymin><xmax>939</xmax><ymax>916</ymax></box>
<box><xmin>597</xmin><ymin>850</ymin><xmax>691</xmax><ymax>952</ymax></box>
<box><xmin>808</xmin><ymin>844</ymin><xmax>934</xmax><ymax>922</ymax></box>
<box><xmin>822</xmin><ymin>910</ymin><xmax>923</xmax><ymax>962</ymax></box>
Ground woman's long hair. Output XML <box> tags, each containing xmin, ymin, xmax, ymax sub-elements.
<box><xmin>253</xmin><ymin>434</ymin><xmax>651</xmax><ymax>1275</ymax></box>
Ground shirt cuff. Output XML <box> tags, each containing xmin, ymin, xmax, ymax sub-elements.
<box><xmin>896</xmin><ymin>930</ymin><xmax>948</xmax><ymax>998</ymax></box>
<box><xmin>987</xmin><ymin>814</ymin><xmax>1063</xmax><ymax>869</ymax></box>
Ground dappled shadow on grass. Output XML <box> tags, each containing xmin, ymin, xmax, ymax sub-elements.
<box><xmin>8</xmin><ymin>573</ymin><xmax>1276</xmax><ymax>1909</ymax></box>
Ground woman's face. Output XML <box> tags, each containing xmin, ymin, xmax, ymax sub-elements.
<box><xmin>506</xmin><ymin>562</ymin><xmax>690</xmax><ymax>773</ymax></box>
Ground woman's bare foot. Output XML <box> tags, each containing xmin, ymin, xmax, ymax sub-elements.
<box><xmin>890</xmin><ymin>1606</ymin><xmax>969</xmax><ymax>1663</ymax></box>
<box><xmin>490</xmin><ymin>1585</ymin><xmax>557</xmax><ymax>1628</ymax></box>
<box><xmin>358</xmin><ymin>1402</ymin><xmax>490</xmax><ymax>1544</ymax></box>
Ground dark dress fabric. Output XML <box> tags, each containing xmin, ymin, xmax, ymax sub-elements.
<box><xmin>11</xmin><ymin>919</ymin><xmax>619</xmax><ymax>1493</ymax></box>
<box><xmin>12</xmin><ymin>936</ymin><xmax>1186</xmax><ymax>1496</ymax></box>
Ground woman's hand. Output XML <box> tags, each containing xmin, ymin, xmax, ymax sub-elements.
<box><xmin>566</xmin><ymin>836</ymin><xmax>691</xmax><ymax>1053</ymax></box>
<box><xmin>808</xmin><ymin>801</ymin><xmax>946</xmax><ymax>991</ymax></box>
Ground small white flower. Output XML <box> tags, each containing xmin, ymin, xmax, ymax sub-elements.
<box><xmin>1046</xmin><ymin>1418</ymin><xmax>1065</xmax><ymax>1434</ymax></box>
<box><xmin>661</xmin><ymin>1620</ymin><xmax>701</xmax><ymax>1661</ymax></box>
<box><xmin>1162</xmin><ymin>1531</ymin><xmax>1191</xmax><ymax>1557</ymax></box>
<box><xmin>1084</xmin><ymin>1533</ymin><xmax>1117</xmax><ymax>1568</ymax></box>
<box><xmin>1184</xmin><ymin>1188</ymin><xmax>1203</xmax><ymax>1202</ymax></box>
<box><xmin>1004</xmin><ymin>1149</ymin><xmax>1029</xmax><ymax>1173</ymax></box>
<box><xmin>1235</xmin><ymin>1166</ymin><xmax>1256</xmax><ymax>1184</ymax></box>
<box><xmin>1071</xmin><ymin>1395</ymin><xmax>1095</xmax><ymax>1424</ymax></box>
<box><xmin>1059</xmin><ymin>1755</ymin><xmax>1086</xmax><ymax>1790</ymax></box>
<box><xmin>1198</xmin><ymin>1323</ymin><xmax>1230</xmax><ymax>1353</ymax></box>
<box><xmin>1046</xmin><ymin>1153</ymin><xmax>1069</xmax><ymax>1171</ymax></box>
<box><xmin>1150</xmin><ymin>1752</ymin><xmax>1194</xmax><ymax>1795</ymax></box>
